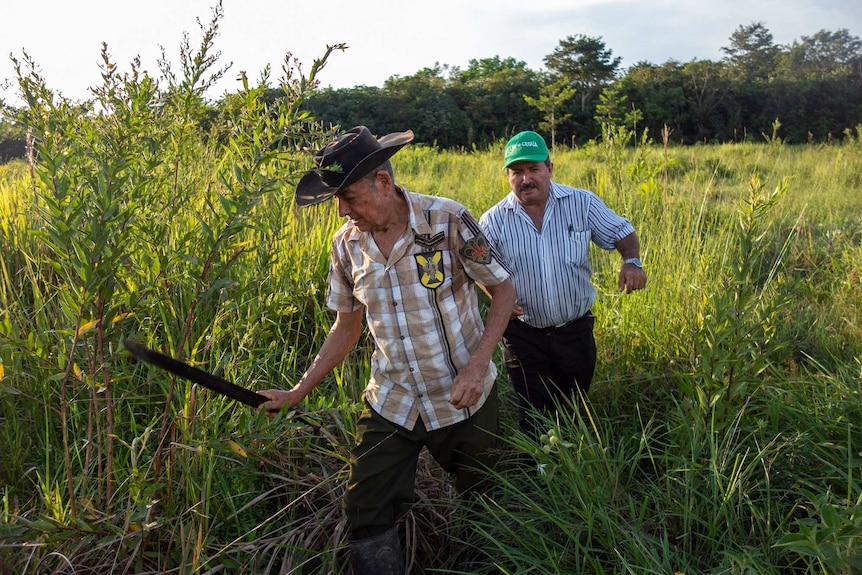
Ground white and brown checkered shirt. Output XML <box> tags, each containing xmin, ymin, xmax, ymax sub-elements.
<box><xmin>326</xmin><ymin>187</ymin><xmax>511</xmax><ymax>431</ymax></box>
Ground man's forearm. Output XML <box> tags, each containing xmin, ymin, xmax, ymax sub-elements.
<box><xmin>292</xmin><ymin>308</ymin><xmax>364</xmax><ymax>398</ymax></box>
<box><xmin>615</xmin><ymin>232</ymin><xmax>640</xmax><ymax>259</ymax></box>
<box><xmin>465</xmin><ymin>279</ymin><xmax>515</xmax><ymax>375</ymax></box>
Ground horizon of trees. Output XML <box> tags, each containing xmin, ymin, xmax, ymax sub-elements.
<box><xmin>302</xmin><ymin>22</ymin><xmax>861</xmax><ymax>148</ymax></box>
<box><xmin>2</xmin><ymin>20</ymin><xmax>861</xmax><ymax>159</ymax></box>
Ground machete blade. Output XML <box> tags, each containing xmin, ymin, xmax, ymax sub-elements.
<box><xmin>123</xmin><ymin>338</ymin><xmax>267</xmax><ymax>408</ymax></box>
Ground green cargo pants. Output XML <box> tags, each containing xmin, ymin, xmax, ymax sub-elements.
<box><xmin>344</xmin><ymin>384</ymin><xmax>499</xmax><ymax>538</ymax></box>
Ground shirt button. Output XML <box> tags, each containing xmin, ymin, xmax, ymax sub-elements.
<box><xmin>409</xmin><ymin>367</ymin><xmax>414</xmax><ymax>372</ymax></box>
<box><xmin>400</xmin><ymin>336</ymin><xmax>405</xmax><ymax>340</ymax></box>
<box><xmin>393</xmin><ymin>302</ymin><xmax>398</xmax><ymax>307</ymax></box>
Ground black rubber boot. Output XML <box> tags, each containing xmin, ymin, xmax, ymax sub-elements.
<box><xmin>349</xmin><ymin>526</ymin><xmax>405</xmax><ymax>575</ymax></box>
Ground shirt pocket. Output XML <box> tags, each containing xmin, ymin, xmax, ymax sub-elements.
<box><xmin>565</xmin><ymin>228</ymin><xmax>591</xmax><ymax>267</ymax></box>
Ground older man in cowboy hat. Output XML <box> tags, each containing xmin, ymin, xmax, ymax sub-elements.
<box><xmin>260</xmin><ymin>126</ymin><xmax>515</xmax><ymax>574</ymax></box>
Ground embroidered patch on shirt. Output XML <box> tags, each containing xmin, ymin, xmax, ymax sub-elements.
<box><xmin>415</xmin><ymin>231</ymin><xmax>445</xmax><ymax>249</ymax></box>
<box><xmin>415</xmin><ymin>251</ymin><xmax>445</xmax><ymax>289</ymax></box>
<box><xmin>460</xmin><ymin>233</ymin><xmax>492</xmax><ymax>264</ymax></box>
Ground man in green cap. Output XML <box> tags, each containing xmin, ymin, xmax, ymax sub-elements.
<box><xmin>479</xmin><ymin>130</ymin><xmax>646</xmax><ymax>437</ymax></box>
<box><xmin>260</xmin><ymin>126</ymin><xmax>515</xmax><ymax>573</ymax></box>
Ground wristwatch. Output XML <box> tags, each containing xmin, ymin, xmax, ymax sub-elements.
<box><xmin>623</xmin><ymin>258</ymin><xmax>643</xmax><ymax>268</ymax></box>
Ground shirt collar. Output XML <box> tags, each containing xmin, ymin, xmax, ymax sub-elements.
<box><xmin>403</xmin><ymin>187</ymin><xmax>432</xmax><ymax>236</ymax></box>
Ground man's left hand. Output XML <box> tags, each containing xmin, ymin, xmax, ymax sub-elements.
<box><xmin>619</xmin><ymin>265</ymin><xmax>647</xmax><ymax>294</ymax></box>
<box><xmin>449</xmin><ymin>370</ymin><xmax>484</xmax><ymax>410</ymax></box>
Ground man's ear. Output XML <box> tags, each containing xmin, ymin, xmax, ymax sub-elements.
<box><xmin>375</xmin><ymin>169</ymin><xmax>394</xmax><ymax>192</ymax></box>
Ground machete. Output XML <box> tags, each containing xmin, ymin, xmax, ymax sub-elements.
<box><xmin>123</xmin><ymin>338</ymin><xmax>268</xmax><ymax>408</ymax></box>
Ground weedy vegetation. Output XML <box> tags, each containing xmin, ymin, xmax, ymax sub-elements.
<box><xmin>1</xmin><ymin>8</ymin><xmax>862</xmax><ymax>575</ymax></box>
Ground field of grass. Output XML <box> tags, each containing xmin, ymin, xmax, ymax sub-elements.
<box><xmin>2</xmin><ymin>52</ymin><xmax>862</xmax><ymax>573</ymax></box>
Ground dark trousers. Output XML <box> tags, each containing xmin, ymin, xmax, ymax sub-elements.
<box><xmin>502</xmin><ymin>314</ymin><xmax>596</xmax><ymax>436</ymax></box>
<box><xmin>344</xmin><ymin>385</ymin><xmax>499</xmax><ymax>539</ymax></box>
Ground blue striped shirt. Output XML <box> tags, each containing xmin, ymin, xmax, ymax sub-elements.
<box><xmin>479</xmin><ymin>182</ymin><xmax>635</xmax><ymax>329</ymax></box>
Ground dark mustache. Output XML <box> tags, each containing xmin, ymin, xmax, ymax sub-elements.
<box><xmin>518</xmin><ymin>182</ymin><xmax>538</xmax><ymax>192</ymax></box>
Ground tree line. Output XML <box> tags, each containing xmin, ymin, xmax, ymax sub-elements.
<box><xmin>301</xmin><ymin>23</ymin><xmax>861</xmax><ymax>148</ymax></box>
<box><xmin>2</xmin><ymin>21</ymin><xmax>860</xmax><ymax>159</ymax></box>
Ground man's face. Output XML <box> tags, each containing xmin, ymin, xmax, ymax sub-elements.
<box><xmin>335</xmin><ymin>172</ymin><xmax>387</xmax><ymax>232</ymax></box>
<box><xmin>506</xmin><ymin>160</ymin><xmax>553</xmax><ymax>207</ymax></box>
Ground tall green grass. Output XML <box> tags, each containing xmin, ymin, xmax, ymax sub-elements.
<box><xmin>2</xmin><ymin>16</ymin><xmax>862</xmax><ymax>574</ymax></box>
<box><xmin>3</xmin><ymin>130</ymin><xmax>862</xmax><ymax>573</ymax></box>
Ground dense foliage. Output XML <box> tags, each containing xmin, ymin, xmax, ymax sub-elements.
<box><xmin>301</xmin><ymin>24</ymin><xmax>862</xmax><ymax>147</ymax></box>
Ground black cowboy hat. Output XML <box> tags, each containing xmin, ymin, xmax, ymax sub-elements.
<box><xmin>295</xmin><ymin>126</ymin><xmax>414</xmax><ymax>207</ymax></box>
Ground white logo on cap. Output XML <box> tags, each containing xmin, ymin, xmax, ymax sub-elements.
<box><xmin>507</xmin><ymin>141</ymin><xmax>539</xmax><ymax>155</ymax></box>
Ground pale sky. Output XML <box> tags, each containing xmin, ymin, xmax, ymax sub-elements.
<box><xmin>2</xmin><ymin>0</ymin><xmax>860</xmax><ymax>105</ymax></box>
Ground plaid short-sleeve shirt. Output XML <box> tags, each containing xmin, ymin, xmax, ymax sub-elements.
<box><xmin>326</xmin><ymin>187</ymin><xmax>511</xmax><ymax>431</ymax></box>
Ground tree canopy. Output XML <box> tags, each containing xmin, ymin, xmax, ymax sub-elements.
<box><xmin>301</xmin><ymin>23</ymin><xmax>861</xmax><ymax>148</ymax></box>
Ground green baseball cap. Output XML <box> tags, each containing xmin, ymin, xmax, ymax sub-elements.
<box><xmin>503</xmin><ymin>131</ymin><xmax>549</xmax><ymax>168</ymax></box>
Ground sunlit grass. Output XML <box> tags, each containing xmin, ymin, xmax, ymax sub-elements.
<box><xmin>2</xmin><ymin>126</ymin><xmax>862</xmax><ymax>574</ymax></box>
